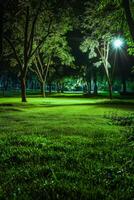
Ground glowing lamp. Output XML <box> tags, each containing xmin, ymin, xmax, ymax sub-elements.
<box><xmin>113</xmin><ymin>38</ymin><xmax>123</xmax><ymax>49</ymax></box>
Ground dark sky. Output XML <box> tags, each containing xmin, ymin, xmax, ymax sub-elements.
<box><xmin>1</xmin><ymin>0</ymin><xmax>134</xmax><ymax>74</ymax></box>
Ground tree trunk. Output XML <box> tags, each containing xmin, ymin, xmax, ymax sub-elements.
<box><xmin>93</xmin><ymin>75</ymin><xmax>97</xmax><ymax>95</ymax></box>
<box><xmin>108</xmin><ymin>82</ymin><xmax>112</xmax><ymax>99</ymax></box>
<box><xmin>104</xmin><ymin>65</ymin><xmax>112</xmax><ymax>99</ymax></box>
<box><xmin>122</xmin><ymin>79</ymin><xmax>127</xmax><ymax>94</ymax></box>
<box><xmin>57</xmin><ymin>82</ymin><xmax>60</xmax><ymax>93</ymax></box>
<box><xmin>0</xmin><ymin>5</ymin><xmax>3</xmax><ymax>59</ymax></box>
<box><xmin>40</xmin><ymin>82</ymin><xmax>45</xmax><ymax>97</ymax></box>
<box><xmin>93</xmin><ymin>80</ymin><xmax>98</xmax><ymax>95</ymax></box>
<box><xmin>93</xmin><ymin>68</ymin><xmax>97</xmax><ymax>95</ymax></box>
<box><xmin>87</xmin><ymin>81</ymin><xmax>91</xmax><ymax>94</ymax></box>
<box><xmin>122</xmin><ymin>0</ymin><xmax>134</xmax><ymax>41</ymax></box>
<box><xmin>61</xmin><ymin>83</ymin><xmax>64</xmax><ymax>93</ymax></box>
<box><xmin>49</xmin><ymin>84</ymin><xmax>52</xmax><ymax>94</ymax></box>
<box><xmin>2</xmin><ymin>86</ymin><xmax>5</xmax><ymax>97</ymax></box>
<box><xmin>21</xmin><ymin>77</ymin><xmax>27</xmax><ymax>102</ymax></box>
<box><xmin>2</xmin><ymin>78</ymin><xmax>8</xmax><ymax>97</ymax></box>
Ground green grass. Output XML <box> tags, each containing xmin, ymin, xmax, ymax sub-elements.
<box><xmin>0</xmin><ymin>96</ymin><xmax>134</xmax><ymax>200</ymax></box>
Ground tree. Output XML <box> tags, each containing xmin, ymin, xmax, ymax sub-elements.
<box><xmin>0</xmin><ymin>2</ymin><xmax>4</xmax><ymax>60</ymax></box>
<box><xmin>80</xmin><ymin>1</ymin><xmax>116</xmax><ymax>99</ymax></box>
<box><xmin>0</xmin><ymin>0</ymin><xmax>10</xmax><ymax>62</ymax></box>
<box><xmin>30</xmin><ymin>9</ymin><xmax>74</xmax><ymax>97</ymax></box>
<box><xmin>0</xmin><ymin>0</ymin><xmax>7</xmax><ymax>59</ymax></box>
<box><xmin>99</xmin><ymin>0</ymin><xmax>134</xmax><ymax>61</ymax></box>
<box><xmin>31</xmin><ymin>42</ymin><xmax>74</xmax><ymax>97</ymax></box>
<box><xmin>80</xmin><ymin>34</ymin><xmax>113</xmax><ymax>99</ymax></box>
<box><xmin>122</xmin><ymin>0</ymin><xmax>134</xmax><ymax>41</ymax></box>
<box><xmin>4</xmin><ymin>0</ymin><xmax>56</xmax><ymax>102</ymax></box>
<box><xmin>98</xmin><ymin>0</ymin><xmax>134</xmax><ymax>84</ymax></box>
<box><xmin>99</xmin><ymin>0</ymin><xmax>134</xmax><ymax>41</ymax></box>
<box><xmin>30</xmin><ymin>52</ymin><xmax>52</xmax><ymax>97</ymax></box>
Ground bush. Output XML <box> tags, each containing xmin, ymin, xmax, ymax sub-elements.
<box><xmin>104</xmin><ymin>112</ymin><xmax>134</xmax><ymax>126</ymax></box>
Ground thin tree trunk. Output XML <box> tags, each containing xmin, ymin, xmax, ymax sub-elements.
<box><xmin>40</xmin><ymin>81</ymin><xmax>45</xmax><ymax>97</ymax></box>
<box><xmin>2</xmin><ymin>78</ymin><xmax>8</xmax><ymax>96</ymax></box>
<box><xmin>0</xmin><ymin>5</ymin><xmax>3</xmax><ymax>59</ymax></box>
<box><xmin>122</xmin><ymin>0</ymin><xmax>134</xmax><ymax>41</ymax></box>
<box><xmin>122</xmin><ymin>79</ymin><xmax>127</xmax><ymax>94</ymax></box>
<box><xmin>21</xmin><ymin>77</ymin><xmax>27</xmax><ymax>102</ymax></box>
<box><xmin>93</xmin><ymin>70</ymin><xmax>97</xmax><ymax>95</ymax></box>
<box><xmin>61</xmin><ymin>83</ymin><xmax>64</xmax><ymax>93</ymax></box>
<box><xmin>98</xmin><ymin>41</ymin><xmax>112</xmax><ymax>99</ymax></box>
<box><xmin>108</xmin><ymin>80</ymin><xmax>112</xmax><ymax>99</ymax></box>
<box><xmin>93</xmin><ymin>79</ymin><xmax>98</xmax><ymax>95</ymax></box>
<box><xmin>2</xmin><ymin>85</ymin><xmax>5</xmax><ymax>97</ymax></box>
<box><xmin>49</xmin><ymin>84</ymin><xmax>52</xmax><ymax>94</ymax></box>
<box><xmin>104</xmin><ymin>70</ymin><xmax>113</xmax><ymax>99</ymax></box>
<box><xmin>87</xmin><ymin>81</ymin><xmax>91</xmax><ymax>94</ymax></box>
<box><xmin>57</xmin><ymin>82</ymin><xmax>60</xmax><ymax>93</ymax></box>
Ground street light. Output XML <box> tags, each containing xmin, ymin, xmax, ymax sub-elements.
<box><xmin>113</xmin><ymin>38</ymin><xmax>124</xmax><ymax>49</ymax></box>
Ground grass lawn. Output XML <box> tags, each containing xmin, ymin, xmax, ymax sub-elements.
<box><xmin>0</xmin><ymin>96</ymin><xmax>134</xmax><ymax>200</ymax></box>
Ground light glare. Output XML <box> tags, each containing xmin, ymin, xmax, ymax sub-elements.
<box><xmin>113</xmin><ymin>38</ymin><xmax>123</xmax><ymax>49</ymax></box>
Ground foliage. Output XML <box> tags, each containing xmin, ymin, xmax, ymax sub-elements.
<box><xmin>3</xmin><ymin>0</ymin><xmax>75</xmax><ymax>101</ymax></box>
<box><xmin>40</xmin><ymin>34</ymin><xmax>74</xmax><ymax>67</ymax></box>
<box><xmin>104</xmin><ymin>111</ymin><xmax>134</xmax><ymax>126</ymax></box>
<box><xmin>79</xmin><ymin>1</ymin><xmax>134</xmax><ymax>98</ymax></box>
<box><xmin>80</xmin><ymin>2</ymin><xmax>114</xmax><ymax>98</ymax></box>
<box><xmin>29</xmin><ymin>12</ymin><xmax>74</xmax><ymax>97</ymax></box>
<box><xmin>99</xmin><ymin>0</ymin><xmax>134</xmax><ymax>56</ymax></box>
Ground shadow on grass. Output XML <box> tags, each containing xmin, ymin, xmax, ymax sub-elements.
<box><xmin>0</xmin><ymin>100</ymin><xmax>134</xmax><ymax>112</ymax></box>
<box><xmin>46</xmin><ymin>92</ymin><xmax>134</xmax><ymax>100</ymax></box>
<box><xmin>39</xmin><ymin>101</ymin><xmax>134</xmax><ymax>110</ymax></box>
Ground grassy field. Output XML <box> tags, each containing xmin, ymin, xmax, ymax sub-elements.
<box><xmin>0</xmin><ymin>96</ymin><xmax>134</xmax><ymax>200</ymax></box>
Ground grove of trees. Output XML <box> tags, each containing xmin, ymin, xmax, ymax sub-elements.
<box><xmin>0</xmin><ymin>0</ymin><xmax>134</xmax><ymax>101</ymax></box>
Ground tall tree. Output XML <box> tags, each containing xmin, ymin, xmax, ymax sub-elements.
<box><xmin>122</xmin><ymin>0</ymin><xmax>134</xmax><ymax>41</ymax></box>
<box><xmin>0</xmin><ymin>0</ymin><xmax>10</xmax><ymax>61</ymax></box>
<box><xmin>30</xmin><ymin>32</ymin><xmax>74</xmax><ymax>97</ymax></box>
<box><xmin>80</xmin><ymin>34</ymin><xmax>113</xmax><ymax>99</ymax></box>
<box><xmin>80</xmin><ymin>1</ymin><xmax>116</xmax><ymax>99</ymax></box>
<box><xmin>4</xmin><ymin>0</ymin><xmax>59</xmax><ymax>102</ymax></box>
<box><xmin>99</xmin><ymin>0</ymin><xmax>134</xmax><ymax>50</ymax></box>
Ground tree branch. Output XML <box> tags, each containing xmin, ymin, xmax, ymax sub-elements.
<box><xmin>24</xmin><ymin>6</ymin><xmax>29</xmax><ymax>68</ymax></box>
<box><xmin>29</xmin><ymin>17</ymin><xmax>53</xmax><ymax>59</ymax></box>
<box><xmin>30</xmin><ymin>66</ymin><xmax>42</xmax><ymax>83</ymax></box>
<box><xmin>37</xmin><ymin>52</ymin><xmax>44</xmax><ymax>75</ymax></box>
<box><xmin>122</xmin><ymin>0</ymin><xmax>134</xmax><ymax>41</ymax></box>
<box><xmin>4</xmin><ymin>36</ymin><xmax>22</xmax><ymax>69</ymax></box>
<box><xmin>27</xmin><ymin>0</ymin><xmax>43</xmax><ymax>57</ymax></box>
<box><xmin>34</xmin><ymin>57</ymin><xmax>44</xmax><ymax>82</ymax></box>
<box><xmin>44</xmin><ymin>55</ymin><xmax>51</xmax><ymax>84</ymax></box>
